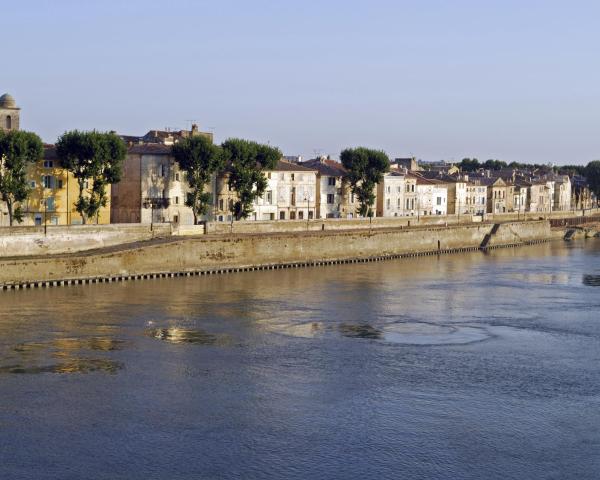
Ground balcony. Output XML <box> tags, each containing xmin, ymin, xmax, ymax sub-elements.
<box><xmin>143</xmin><ymin>197</ymin><xmax>170</xmax><ymax>209</ymax></box>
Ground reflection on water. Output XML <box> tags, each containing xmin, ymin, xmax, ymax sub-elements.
<box><xmin>146</xmin><ymin>327</ymin><xmax>232</xmax><ymax>346</ymax></box>
<box><xmin>583</xmin><ymin>274</ymin><xmax>600</xmax><ymax>286</ymax></box>
<box><xmin>0</xmin><ymin>336</ymin><xmax>125</xmax><ymax>376</ymax></box>
<box><xmin>0</xmin><ymin>358</ymin><xmax>123</xmax><ymax>375</ymax></box>
<box><xmin>339</xmin><ymin>324</ymin><xmax>383</xmax><ymax>339</ymax></box>
<box><xmin>382</xmin><ymin>322</ymin><xmax>491</xmax><ymax>345</ymax></box>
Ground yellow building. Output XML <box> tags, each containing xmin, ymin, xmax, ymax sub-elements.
<box><xmin>20</xmin><ymin>146</ymin><xmax>111</xmax><ymax>226</ymax></box>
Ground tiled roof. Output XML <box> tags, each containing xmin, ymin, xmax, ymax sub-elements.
<box><xmin>300</xmin><ymin>158</ymin><xmax>347</xmax><ymax>176</ymax></box>
<box><xmin>128</xmin><ymin>143</ymin><xmax>172</xmax><ymax>155</ymax></box>
<box><xmin>273</xmin><ymin>159</ymin><xmax>317</xmax><ymax>172</ymax></box>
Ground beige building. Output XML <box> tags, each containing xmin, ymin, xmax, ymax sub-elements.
<box><xmin>301</xmin><ymin>157</ymin><xmax>358</xmax><ymax>219</ymax></box>
<box><xmin>111</xmin><ymin>144</ymin><xmax>213</xmax><ymax>224</ymax></box>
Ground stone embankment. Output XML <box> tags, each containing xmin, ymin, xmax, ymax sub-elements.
<box><xmin>0</xmin><ymin>220</ymin><xmax>565</xmax><ymax>290</ymax></box>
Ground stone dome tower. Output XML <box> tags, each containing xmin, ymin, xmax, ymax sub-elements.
<box><xmin>0</xmin><ymin>93</ymin><xmax>20</xmax><ymax>132</ymax></box>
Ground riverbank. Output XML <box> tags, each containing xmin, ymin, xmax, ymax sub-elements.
<box><xmin>0</xmin><ymin>219</ymin><xmax>572</xmax><ymax>290</ymax></box>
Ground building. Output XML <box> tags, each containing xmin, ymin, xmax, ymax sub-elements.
<box><xmin>553</xmin><ymin>175</ymin><xmax>572</xmax><ymax>211</ymax></box>
<box><xmin>301</xmin><ymin>157</ymin><xmax>358</xmax><ymax>219</ymax></box>
<box><xmin>18</xmin><ymin>146</ymin><xmax>111</xmax><ymax>226</ymax></box>
<box><xmin>527</xmin><ymin>182</ymin><xmax>552</xmax><ymax>213</ymax></box>
<box><xmin>376</xmin><ymin>171</ymin><xmax>405</xmax><ymax>217</ymax></box>
<box><xmin>0</xmin><ymin>93</ymin><xmax>20</xmax><ymax>132</ymax></box>
<box><xmin>121</xmin><ymin>124</ymin><xmax>213</xmax><ymax>146</ymax></box>
<box><xmin>111</xmin><ymin>144</ymin><xmax>210</xmax><ymax>224</ymax></box>
<box><xmin>464</xmin><ymin>181</ymin><xmax>487</xmax><ymax>216</ymax></box>
<box><xmin>273</xmin><ymin>160</ymin><xmax>317</xmax><ymax>220</ymax></box>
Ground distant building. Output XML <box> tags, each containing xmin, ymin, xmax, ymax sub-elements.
<box><xmin>0</xmin><ymin>93</ymin><xmax>20</xmax><ymax>132</ymax></box>
<box><xmin>393</xmin><ymin>157</ymin><xmax>420</xmax><ymax>172</ymax></box>
<box><xmin>121</xmin><ymin>124</ymin><xmax>213</xmax><ymax>146</ymax></box>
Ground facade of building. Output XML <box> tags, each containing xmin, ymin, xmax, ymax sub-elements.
<box><xmin>273</xmin><ymin>160</ymin><xmax>317</xmax><ymax>220</ymax></box>
<box><xmin>301</xmin><ymin>157</ymin><xmax>357</xmax><ymax>219</ymax></box>
<box><xmin>17</xmin><ymin>146</ymin><xmax>111</xmax><ymax>226</ymax></box>
<box><xmin>111</xmin><ymin>144</ymin><xmax>212</xmax><ymax>225</ymax></box>
<box><xmin>464</xmin><ymin>181</ymin><xmax>487</xmax><ymax>216</ymax></box>
<box><xmin>376</xmin><ymin>172</ymin><xmax>405</xmax><ymax>217</ymax></box>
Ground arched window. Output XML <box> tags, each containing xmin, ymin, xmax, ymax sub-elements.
<box><xmin>5</xmin><ymin>116</ymin><xmax>11</xmax><ymax>130</ymax></box>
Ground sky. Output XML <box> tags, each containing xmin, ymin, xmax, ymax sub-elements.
<box><xmin>3</xmin><ymin>0</ymin><xmax>600</xmax><ymax>164</ymax></box>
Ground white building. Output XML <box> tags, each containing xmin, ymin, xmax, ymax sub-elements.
<box><xmin>274</xmin><ymin>160</ymin><xmax>317</xmax><ymax>220</ymax></box>
<box><xmin>377</xmin><ymin>172</ymin><xmax>405</xmax><ymax>217</ymax></box>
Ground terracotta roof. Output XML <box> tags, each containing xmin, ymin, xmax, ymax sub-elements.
<box><xmin>273</xmin><ymin>159</ymin><xmax>316</xmax><ymax>172</ymax></box>
<box><xmin>300</xmin><ymin>158</ymin><xmax>347</xmax><ymax>176</ymax></box>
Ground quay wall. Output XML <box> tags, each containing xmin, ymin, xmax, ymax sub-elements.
<box><xmin>0</xmin><ymin>224</ymin><xmax>172</xmax><ymax>258</ymax></box>
<box><xmin>0</xmin><ymin>220</ymin><xmax>555</xmax><ymax>288</ymax></box>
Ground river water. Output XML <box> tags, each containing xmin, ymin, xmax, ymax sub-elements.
<box><xmin>1</xmin><ymin>240</ymin><xmax>600</xmax><ymax>479</ymax></box>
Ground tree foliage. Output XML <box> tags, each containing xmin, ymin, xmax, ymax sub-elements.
<box><xmin>0</xmin><ymin>130</ymin><xmax>43</xmax><ymax>225</ymax></box>
<box><xmin>221</xmin><ymin>138</ymin><xmax>281</xmax><ymax>220</ymax></box>
<box><xmin>56</xmin><ymin>130</ymin><xmax>126</xmax><ymax>224</ymax></box>
<box><xmin>585</xmin><ymin>161</ymin><xmax>600</xmax><ymax>196</ymax></box>
<box><xmin>340</xmin><ymin>147</ymin><xmax>390</xmax><ymax>217</ymax></box>
<box><xmin>172</xmin><ymin>135</ymin><xmax>224</xmax><ymax>224</ymax></box>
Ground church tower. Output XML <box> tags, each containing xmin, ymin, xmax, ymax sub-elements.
<box><xmin>0</xmin><ymin>93</ymin><xmax>20</xmax><ymax>132</ymax></box>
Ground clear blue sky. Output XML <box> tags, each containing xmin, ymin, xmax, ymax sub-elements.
<box><xmin>3</xmin><ymin>0</ymin><xmax>600</xmax><ymax>164</ymax></box>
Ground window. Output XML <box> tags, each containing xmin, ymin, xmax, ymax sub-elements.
<box><xmin>43</xmin><ymin>160</ymin><xmax>54</xmax><ymax>168</ymax></box>
<box><xmin>175</xmin><ymin>173</ymin><xmax>180</xmax><ymax>182</ymax></box>
<box><xmin>42</xmin><ymin>175</ymin><xmax>54</xmax><ymax>189</ymax></box>
<box><xmin>397</xmin><ymin>198</ymin><xmax>401</xmax><ymax>207</ymax></box>
<box><xmin>327</xmin><ymin>193</ymin><xmax>334</xmax><ymax>204</ymax></box>
<box><xmin>173</xmin><ymin>215</ymin><xmax>179</xmax><ymax>223</ymax></box>
<box><xmin>279</xmin><ymin>173</ymin><xmax>285</xmax><ymax>180</ymax></box>
<box><xmin>279</xmin><ymin>211</ymin><xmax>286</xmax><ymax>220</ymax></box>
<box><xmin>386</xmin><ymin>186</ymin><xmax>391</xmax><ymax>194</ymax></box>
<box><xmin>386</xmin><ymin>198</ymin><xmax>390</xmax><ymax>209</ymax></box>
<box><xmin>160</xmin><ymin>165</ymin><xmax>166</xmax><ymax>177</ymax></box>
<box><xmin>437</xmin><ymin>197</ymin><xmax>442</xmax><ymax>205</ymax></box>
<box><xmin>397</xmin><ymin>186</ymin><xmax>401</xmax><ymax>193</ymax></box>
<box><xmin>291</xmin><ymin>187</ymin><xmax>296</xmax><ymax>206</ymax></box>
<box><xmin>266</xmin><ymin>190</ymin><xmax>273</xmax><ymax>204</ymax></box>
<box><xmin>328</xmin><ymin>177</ymin><xmax>336</xmax><ymax>186</ymax></box>
<box><xmin>5</xmin><ymin>116</ymin><xmax>11</xmax><ymax>130</ymax></box>
<box><xmin>267</xmin><ymin>172</ymin><xmax>272</xmax><ymax>179</ymax></box>
<box><xmin>291</xmin><ymin>174</ymin><xmax>295</xmax><ymax>181</ymax></box>
<box><xmin>175</xmin><ymin>196</ymin><xmax>179</xmax><ymax>205</ymax></box>
<box><xmin>46</xmin><ymin>197</ymin><xmax>55</xmax><ymax>211</ymax></box>
<box><xmin>30</xmin><ymin>181</ymin><xmax>36</xmax><ymax>188</ymax></box>
<box><xmin>219</xmin><ymin>199</ymin><xmax>224</xmax><ymax>210</ymax></box>
<box><xmin>290</xmin><ymin>211</ymin><xmax>296</xmax><ymax>220</ymax></box>
<box><xmin>298</xmin><ymin>211</ymin><xmax>304</xmax><ymax>220</ymax></box>
<box><xmin>308</xmin><ymin>211</ymin><xmax>313</xmax><ymax>219</ymax></box>
<box><xmin>57</xmin><ymin>179</ymin><xmax>63</xmax><ymax>189</ymax></box>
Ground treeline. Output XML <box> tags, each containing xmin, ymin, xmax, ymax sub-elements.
<box><xmin>457</xmin><ymin>157</ymin><xmax>589</xmax><ymax>176</ymax></box>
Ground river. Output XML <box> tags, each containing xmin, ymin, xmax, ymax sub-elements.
<box><xmin>1</xmin><ymin>239</ymin><xmax>600</xmax><ymax>479</ymax></box>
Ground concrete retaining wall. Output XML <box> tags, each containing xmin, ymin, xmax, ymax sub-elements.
<box><xmin>0</xmin><ymin>223</ymin><xmax>172</xmax><ymax>258</ymax></box>
<box><xmin>0</xmin><ymin>220</ymin><xmax>554</xmax><ymax>288</ymax></box>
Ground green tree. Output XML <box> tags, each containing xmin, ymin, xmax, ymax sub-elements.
<box><xmin>221</xmin><ymin>138</ymin><xmax>281</xmax><ymax>220</ymax></box>
<box><xmin>172</xmin><ymin>135</ymin><xmax>224</xmax><ymax>224</ymax></box>
<box><xmin>459</xmin><ymin>158</ymin><xmax>480</xmax><ymax>172</ymax></box>
<box><xmin>0</xmin><ymin>130</ymin><xmax>43</xmax><ymax>225</ymax></box>
<box><xmin>585</xmin><ymin>161</ymin><xmax>600</xmax><ymax>196</ymax></box>
<box><xmin>56</xmin><ymin>130</ymin><xmax>126</xmax><ymax>224</ymax></box>
<box><xmin>340</xmin><ymin>147</ymin><xmax>390</xmax><ymax>217</ymax></box>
